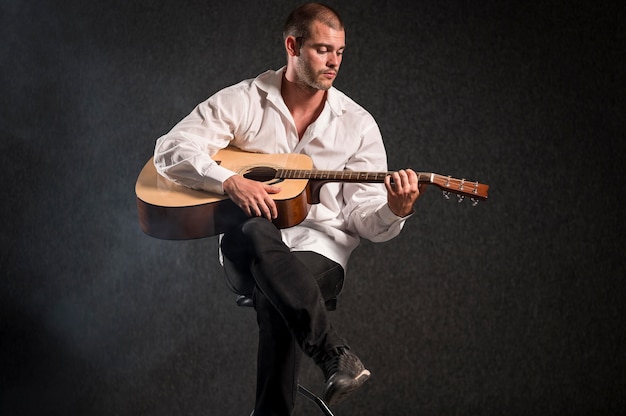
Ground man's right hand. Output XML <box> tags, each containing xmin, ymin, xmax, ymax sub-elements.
<box><xmin>223</xmin><ymin>175</ymin><xmax>281</xmax><ymax>220</ymax></box>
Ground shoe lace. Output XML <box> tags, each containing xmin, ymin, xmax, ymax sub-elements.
<box><xmin>320</xmin><ymin>347</ymin><xmax>358</xmax><ymax>380</ymax></box>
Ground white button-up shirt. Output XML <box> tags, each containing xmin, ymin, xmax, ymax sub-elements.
<box><xmin>154</xmin><ymin>67</ymin><xmax>409</xmax><ymax>269</ymax></box>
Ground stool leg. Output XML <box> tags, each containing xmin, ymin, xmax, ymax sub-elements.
<box><xmin>249</xmin><ymin>386</ymin><xmax>334</xmax><ymax>416</ymax></box>
<box><xmin>297</xmin><ymin>385</ymin><xmax>335</xmax><ymax>416</ymax></box>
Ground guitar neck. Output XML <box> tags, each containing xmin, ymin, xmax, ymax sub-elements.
<box><xmin>276</xmin><ymin>169</ymin><xmax>488</xmax><ymax>200</ymax></box>
<box><xmin>277</xmin><ymin>169</ymin><xmax>432</xmax><ymax>183</ymax></box>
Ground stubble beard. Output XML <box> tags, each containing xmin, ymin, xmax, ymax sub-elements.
<box><xmin>296</xmin><ymin>59</ymin><xmax>335</xmax><ymax>92</ymax></box>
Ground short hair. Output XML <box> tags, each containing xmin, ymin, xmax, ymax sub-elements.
<box><xmin>283</xmin><ymin>3</ymin><xmax>344</xmax><ymax>44</ymax></box>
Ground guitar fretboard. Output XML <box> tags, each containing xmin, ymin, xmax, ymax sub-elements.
<box><xmin>276</xmin><ymin>169</ymin><xmax>434</xmax><ymax>183</ymax></box>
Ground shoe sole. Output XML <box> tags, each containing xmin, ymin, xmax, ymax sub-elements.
<box><xmin>324</xmin><ymin>368</ymin><xmax>371</xmax><ymax>406</ymax></box>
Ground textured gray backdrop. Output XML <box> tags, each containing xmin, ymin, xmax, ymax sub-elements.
<box><xmin>2</xmin><ymin>0</ymin><xmax>624</xmax><ymax>415</ymax></box>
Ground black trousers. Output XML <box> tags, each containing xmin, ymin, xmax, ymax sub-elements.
<box><xmin>221</xmin><ymin>218</ymin><xmax>346</xmax><ymax>416</ymax></box>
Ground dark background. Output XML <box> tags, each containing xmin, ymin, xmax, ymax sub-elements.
<box><xmin>2</xmin><ymin>0</ymin><xmax>625</xmax><ymax>415</ymax></box>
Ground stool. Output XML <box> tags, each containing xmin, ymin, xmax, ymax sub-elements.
<box><xmin>236</xmin><ymin>294</ymin><xmax>336</xmax><ymax>416</ymax></box>
<box><xmin>224</xmin><ymin>256</ymin><xmax>338</xmax><ymax>416</ymax></box>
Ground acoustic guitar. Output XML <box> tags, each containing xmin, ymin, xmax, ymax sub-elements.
<box><xmin>135</xmin><ymin>146</ymin><xmax>489</xmax><ymax>240</ymax></box>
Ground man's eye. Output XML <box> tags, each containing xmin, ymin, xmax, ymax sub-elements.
<box><xmin>317</xmin><ymin>48</ymin><xmax>328</xmax><ymax>54</ymax></box>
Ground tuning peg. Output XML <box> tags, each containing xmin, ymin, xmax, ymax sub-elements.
<box><xmin>457</xmin><ymin>194</ymin><xmax>465</xmax><ymax>203</ymax></box>
<box><xmin>442</xmin><ymin>190</ymin><xmax>450</xmax><ymax>200</ymax></box>
<box><xmin>471</xmin><ymin>198</ymin><xmax>479</xmax><ymax>207</ymax></box>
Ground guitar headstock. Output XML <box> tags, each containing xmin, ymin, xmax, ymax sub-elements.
<box><xmin>429</xmin><ymin>174</ymin><xmax>489</xmax><ymax>205</ymax></box>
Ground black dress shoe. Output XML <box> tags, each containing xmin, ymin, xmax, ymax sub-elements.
<box><xmin>318</xmin><ymin>347</ymin><xmax>371</xmax><ymax>405</ymax></box>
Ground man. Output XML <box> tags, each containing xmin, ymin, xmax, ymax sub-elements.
<box><xmin>154</xmin><ymin>3</ymin><xmax>421</xmax><ymax>415</ymax></box>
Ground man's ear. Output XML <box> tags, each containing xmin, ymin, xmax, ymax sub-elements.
<box><xmin>285</xmin><ymin>36</ymin><xmax>300</xmax><ymax>57</ymax></box>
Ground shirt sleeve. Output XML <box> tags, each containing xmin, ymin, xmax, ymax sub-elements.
<box><xmin>342</xmin><ymin>119</ymin><xmax>413</xmax><ymax>242</ymax></box>
<box><xmin>153</xmin><ymin>85</ymin><xmax>248</xmax><ymax>194</ymax></box>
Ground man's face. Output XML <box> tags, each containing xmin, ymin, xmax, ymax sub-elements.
<box><xmin>294</xmin><ymin>20</ymin><xmax>345</xmax><ymax>91</ymax></box>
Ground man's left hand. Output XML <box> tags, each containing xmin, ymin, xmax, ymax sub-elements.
<box><xmin>384</xmin><ymin>169</ymin><xmax>423</xmax><ymax>217</ymax></box>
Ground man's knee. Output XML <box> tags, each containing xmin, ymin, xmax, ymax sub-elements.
<box><xmin>241</xmin><ymin>217</ymin><xmax>282</xmax><ymax>242</ymax></box>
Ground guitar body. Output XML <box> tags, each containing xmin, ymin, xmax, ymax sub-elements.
<box><xmin>135</xmin><ymin>147</ymin><xmax>313</xmax><ymax>239</ymax></box>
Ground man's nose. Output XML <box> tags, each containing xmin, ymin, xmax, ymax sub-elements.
<box><xmin>327</xmin><ymin>53</ymin><xmax>339</xmax><ymax>67</ymax></box>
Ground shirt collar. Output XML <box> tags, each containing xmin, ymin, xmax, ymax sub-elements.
<box><xmin>255</xmin><ymin>67</ymin><xmax>346</xmax><ymax>117</ymax></box>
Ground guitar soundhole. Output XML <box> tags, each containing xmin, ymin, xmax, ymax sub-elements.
<box><xmin>243</xmin><ymin>166</ymin><xmax>278</xmax><ymax>183</ymax></box>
